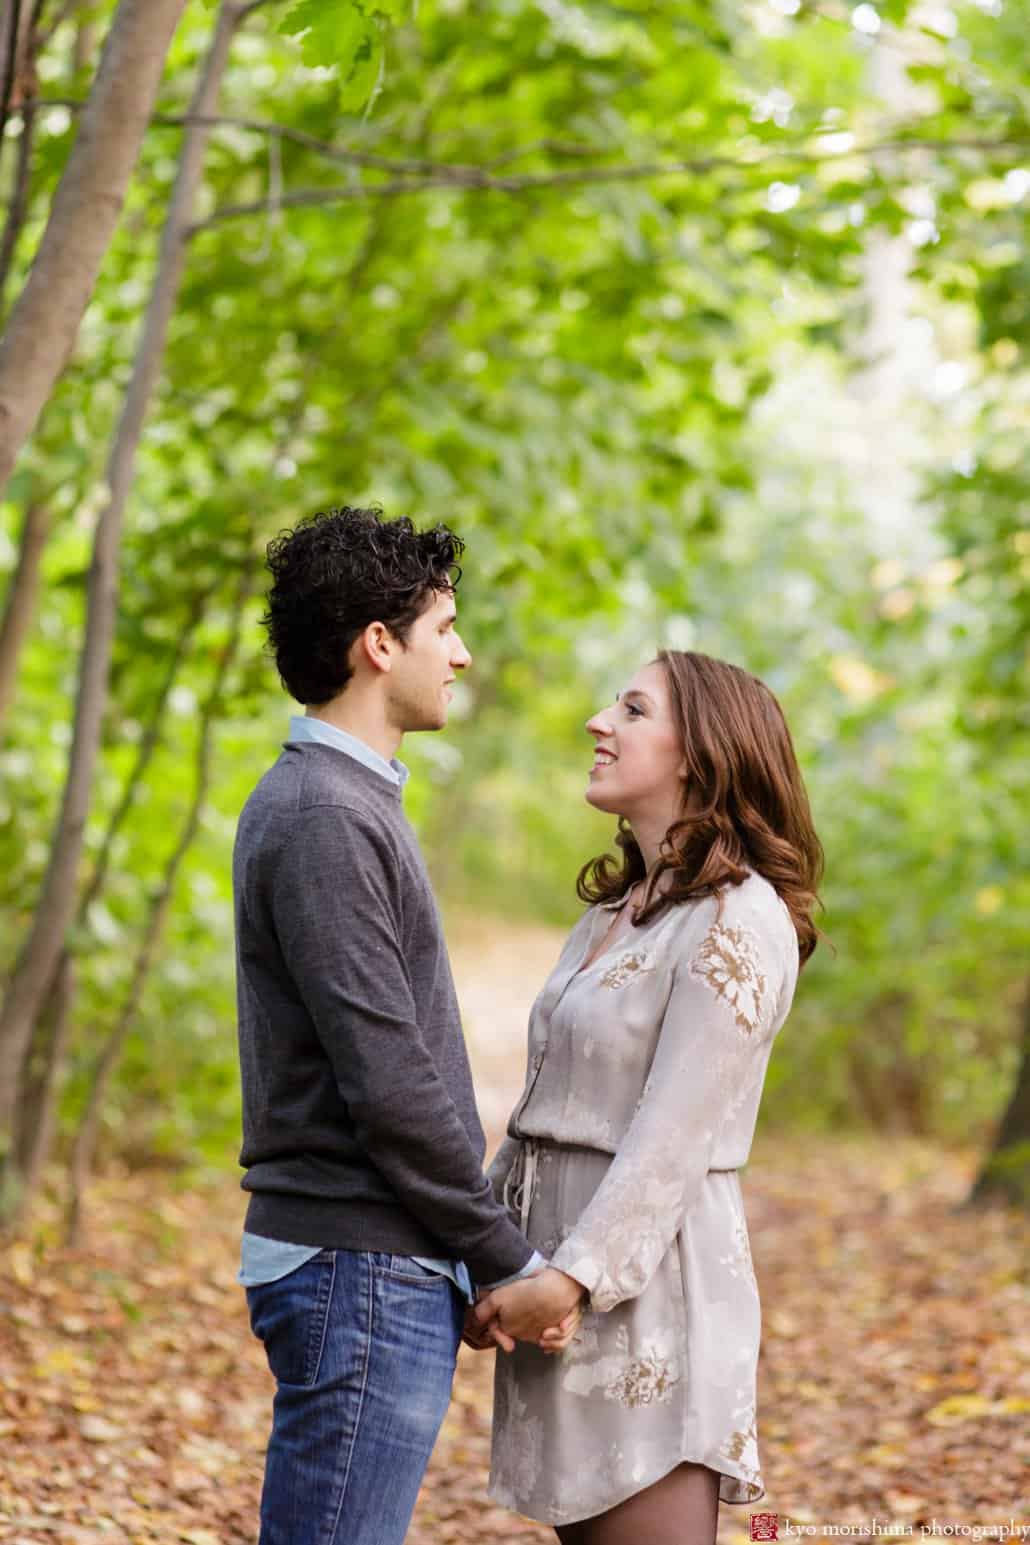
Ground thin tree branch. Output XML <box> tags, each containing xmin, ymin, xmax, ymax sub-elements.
<box><xmin>481</xmin><ymin>137</ymin><xmax>610</xmax><ymax>168</ymax></box>
<box><xmin>0</xmin><ymin>90</ymin><xmax>36</xmax><ymax>315</ymax></box>
<box><xmin>0</xmin><ymin>0</ymin><xmax>22</xmax><ymax>164</ymax></box>
<box><xmin>185</xmin><ymin>133</ymin><xmax>1030</xmax><ymax>233</ymax></box>
<box><xmin>29</xmin><ymin>98</ymin><xmax>493</xmax><ymax>174</ymax></box>
<box><xmin>0</xmin><ymin>0</ymin><xmax>45</xmax><ymax>315</ymax></box>
<box><xmin>0</xmin><ymin>500</ymin><xmax>49</xmax><ymax>736</ymax></box>
<box><xmin>26</xmin><ymin>97</ymin><xmax>1030</xmax><ymax>190</ymax></box>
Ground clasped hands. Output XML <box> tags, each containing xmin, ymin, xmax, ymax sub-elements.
<box><xmin>462</xmin><ymin>1266</ymin><xmax>587</xmax><ymax>1356</ymax></box>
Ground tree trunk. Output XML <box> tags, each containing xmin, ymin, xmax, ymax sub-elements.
<box><xmin>0</xmin><ymin>500</ymin><xmax>48</xmax><ymax>735</ymax></box>
<box><xmin>965</xmin><ymin>977</ymin><xmax>1030</xmax><ymax>1210</ymax></box>
<box><xmin>4</xmin><ymin>581</ymin><xmax>214</xmax><ymax>1223</ymax></box>
<box><xmin>0</xmin><ymin>0</ymin><xmax>187</xmax><ymax>499</ymax></box>
<box><xmin>11</xmin><ymin>954</ymin><xmax>73</xmax><ymax>1207</ymax></box>
<box><xmin>0</xmin><ymin>0</ymin><xmax>246</xmax><ymax>1213</ymax></box>
<box><xmin>65</xmin><ymin>565</ymin><xmax>251</xmax><ymax>1245</ymax></box>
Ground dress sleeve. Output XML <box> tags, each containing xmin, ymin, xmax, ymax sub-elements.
<box><xmin>549</xmin><ymin>891</ymin><xmax>791</xmax><ymax>1313</ymax></box>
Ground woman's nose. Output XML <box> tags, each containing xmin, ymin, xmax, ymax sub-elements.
<box><xmin>586</xmin><ymin>707</ymin><xmax>613</xmax><ymax>736</ymax></box>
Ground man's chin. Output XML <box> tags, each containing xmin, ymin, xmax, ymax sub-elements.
<box><xmin>404</xmin><ymin>709</ymin><xmax>448</xmax><ymax>733</ymax></box>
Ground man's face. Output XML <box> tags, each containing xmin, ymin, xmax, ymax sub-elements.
<box><xmin>386</xmin><ymin>587</ymin><xmax>472</xmax><ymax>732</ymax></box>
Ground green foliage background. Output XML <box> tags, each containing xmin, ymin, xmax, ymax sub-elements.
<box><xmin>0</xmin><ymin>0</ymin><xmax>1027</xmax><ymax>1176</ymax></box>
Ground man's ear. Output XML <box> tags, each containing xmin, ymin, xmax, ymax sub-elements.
<box><xmin>356</xmin><ymin>621</ymin><xmax>395</xmax><ymax>675</ymax></box>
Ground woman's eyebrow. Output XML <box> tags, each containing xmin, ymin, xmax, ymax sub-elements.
<box><xmin>616</xmin><ymin>689</ymin><xmax>656</xmax><ymax>707</ymax></box>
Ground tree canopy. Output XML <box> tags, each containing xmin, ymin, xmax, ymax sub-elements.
<box><xmin>0</xmin><ymin>0</ymin><xmax>1026</xmax><ymax>1222</ymax></box>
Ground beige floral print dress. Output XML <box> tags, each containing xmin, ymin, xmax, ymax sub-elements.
<box><xmin>484</xmin><ymin>870</ymin><xmax>800</xmax><ymax>1526</ymax></box>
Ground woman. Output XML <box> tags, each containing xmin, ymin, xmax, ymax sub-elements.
<box><xmin>468</xmin><ymin>649</ymin><xmax>823</xmax><ymax>1543</ymax></box>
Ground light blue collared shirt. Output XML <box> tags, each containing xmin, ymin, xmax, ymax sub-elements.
<box><xmin>238</xmin><ymin>714</ymin><xmax>544</xmax><ymax>1299</ymax></box>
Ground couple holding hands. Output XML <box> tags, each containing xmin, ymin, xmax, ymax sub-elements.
<box><xmin>233</xmin><ymin>506</ymin><xmax>822</xmax><ymax>1544</ymax></box>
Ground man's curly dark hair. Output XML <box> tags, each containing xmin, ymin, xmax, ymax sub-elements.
<box><xmin>261</xmin><ymin>506</ymin><xmax>465</xmax><ymax>705</ymax></box>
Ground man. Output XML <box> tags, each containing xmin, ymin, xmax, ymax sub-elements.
<box><xmin>233</xmin><ymin>506</ymin><xmax>580</xmax><ymax>1545</ymax></box>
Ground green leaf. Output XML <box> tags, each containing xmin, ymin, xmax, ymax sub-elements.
<box><xmin>338</xmin><ymin>23</ymin><xmax>385</xmax><ymax>111</ymax></box>
<box><xmin>279</xmin><ymin>0</ymin><xmax>371</xmax><ymax>70</ymax></box>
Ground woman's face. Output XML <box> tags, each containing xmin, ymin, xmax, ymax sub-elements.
<box><xmin>585</xmin><ymin>661</ymin><xmax>687</xmax><ymax>825</ymax></box>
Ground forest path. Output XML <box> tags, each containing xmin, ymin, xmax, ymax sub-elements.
<box><xmin>0</xmin><ymin>920</ymin><xmax>1026</xmax><ymax>1541</ymax></box>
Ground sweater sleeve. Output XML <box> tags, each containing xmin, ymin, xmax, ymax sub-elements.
<box><xmin>549</xmin><ymin>890</ymin><xmax>791</xmax><ymax>1312</ymax></box>
<box><xmin>270</xmin><ymin>806</ymin><xmax>533</xmax><ymax>1285</ymax></box>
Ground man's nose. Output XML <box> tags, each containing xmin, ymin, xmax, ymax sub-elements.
<box><xmin>453</xmin><ymin>633</ymin><xmax>472</xmax><ymax>670</ymax></box>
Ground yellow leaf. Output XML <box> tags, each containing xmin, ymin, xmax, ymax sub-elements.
<box><xmin>8</xmin><ymin>1242</ymin><xmax>32</xmax><ymax>1286</ymax></box>
<box><xmin>924</xmin><ymin>1393</ymin><xmax>994</xmax><ymax>1424</ymax></box>
<box><xmin>34</xmin><ymin>1346</ymin><xmax>81</xmax><ymax>1377</ymax></box>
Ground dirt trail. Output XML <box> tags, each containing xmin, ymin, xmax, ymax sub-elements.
<box><xmin>0</xmin><ymin>922</ymin><xmax>1026</xmax><ymax>1542</ymax></box>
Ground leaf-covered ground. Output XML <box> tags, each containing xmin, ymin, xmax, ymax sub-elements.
<box><xmin>0</xmin><ymin>1133</ymin><xmax>1026</xmax><ymax>1544</ymax></box>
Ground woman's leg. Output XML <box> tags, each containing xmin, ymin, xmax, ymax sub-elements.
<box><xmin>574</xmin><ymin>1461</ymin><xmax>721</xmax><ymax>1545</ymax></box>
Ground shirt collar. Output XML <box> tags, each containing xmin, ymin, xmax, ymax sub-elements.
<box><xmin>286</xmin><ymin>715</ymin><xmax>410</xmax><ymax>788</ymax></box>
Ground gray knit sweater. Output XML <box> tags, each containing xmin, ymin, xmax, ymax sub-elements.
<box><xmin>233</xmin><ymin>739</ymin><xmax>534</xmax><ymax>1285</ymax></box>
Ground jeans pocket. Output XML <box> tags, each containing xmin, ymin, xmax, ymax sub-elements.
<box><xmin>378</xmin><ymin>1253</ymin><xmax>450</xmax><ymax>1285</ymax></box>
<box><xmin>246</xmin><ymin>1251</ymin><xmax>336</xmax><ymax>1387</ymax></box>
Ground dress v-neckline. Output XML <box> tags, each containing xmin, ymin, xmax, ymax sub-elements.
<box><xmin>572</xmin><ymin>892</ymin><xmax>649</xmax><ymax>979</ymax></box>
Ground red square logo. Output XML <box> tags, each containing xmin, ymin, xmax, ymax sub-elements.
<box><xmin>749</xmin><ymin>1513</ymin><xmax>780</xmax><ymax>1542</ymax></box>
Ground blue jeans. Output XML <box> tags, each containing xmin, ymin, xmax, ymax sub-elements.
<box><xmin>245</xmin><ymin>1249</ymin><xmax>465</xmax><ymax>1545</ymax></box>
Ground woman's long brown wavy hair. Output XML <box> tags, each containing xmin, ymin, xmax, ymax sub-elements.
<box><xmin>576</xmin><ymin>650</ymin><xmax>825</xmax><ymax>966</ymax></box>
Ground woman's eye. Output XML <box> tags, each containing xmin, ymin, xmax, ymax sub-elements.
<box><xmin>625</xmin><ymin>703</ymin><xmax>643</xmax><ymax>717</ymax></box>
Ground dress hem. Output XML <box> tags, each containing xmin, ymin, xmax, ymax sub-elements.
<box><xmin>488</xmin><ymin>1453</ymin><xmax>764</xmax><ymax>1526</ymax></box>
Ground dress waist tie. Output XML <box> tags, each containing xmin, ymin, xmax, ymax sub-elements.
<box><xmin>503</xmin><ymin>1140</ymin><xmax>740</xmax><ymax>1237</ymax></box>
<box><xmin>503</xmin><ymin>1137</ymin><xmax>539</xmax><ymax>1237</ymax></box>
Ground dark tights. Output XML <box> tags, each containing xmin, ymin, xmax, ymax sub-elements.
<box><xmin>554</xmin><ymin>1461</ymin><xmax>720</xmax><ymax>1545</ymax></box>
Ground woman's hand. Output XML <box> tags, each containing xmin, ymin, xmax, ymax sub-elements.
<box><xmin>537</xmin><ymin>1301</ymin><xmax>584</xmax><ymax>1354</ymax></box>
<box><xmin>474</xmin><ymin>1267</ymin><xmax>587</xmax><ymax>1348</ymax></box>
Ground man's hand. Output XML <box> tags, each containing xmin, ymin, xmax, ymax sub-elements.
<box><xmin>461</xmin><ymin>1303</ymin><xmax>515</xmax><ymax>1353</ymax></box>
<box><xmin>474</xmin><ymin>1267</ymin><xmax>587</xmax><ymax>1349</ymax></box>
